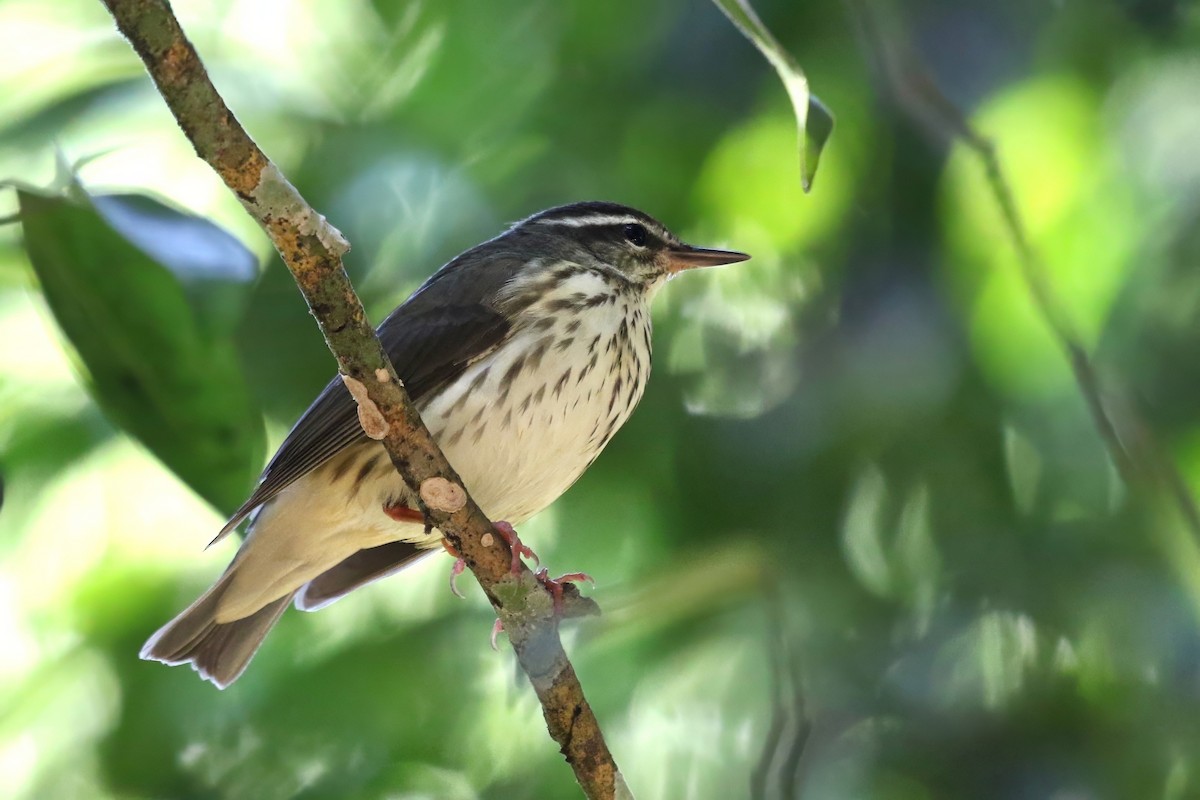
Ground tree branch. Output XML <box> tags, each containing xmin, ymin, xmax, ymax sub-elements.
<box><xmin>97</xmin><ymin>1</ymin><xmax>628</xmax><ymax>797</ymax></box>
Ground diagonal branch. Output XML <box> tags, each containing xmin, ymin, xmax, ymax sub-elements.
<box><xmin>97</xmin><ymin>1</ymin><xmax>628</xmax><ymax>797</ymax></box>
<box><xmin>848</xmin><ymin>0</ymin><xmax>1200</xmax><ymax>611</ymax></box>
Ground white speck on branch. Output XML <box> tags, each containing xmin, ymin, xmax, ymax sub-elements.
<box><xmin>420</xmin><ymin>477</ymin><xmax>468</xmax><ymax>514</ymax></box>
<box><xmin>341</xmin><ymin>374</ymin><xmax>390</xmax><ymax>439</ymax></box>
<box><xmin>248</xmin><ymin>162</ymin><xmax>350</xmax><ymax>255</ymax></box>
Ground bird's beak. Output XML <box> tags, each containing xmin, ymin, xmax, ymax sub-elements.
<box><xmin>666</xmin><ymin>243</ymin><xmax>751</xmax><ymax>273</ymax></box>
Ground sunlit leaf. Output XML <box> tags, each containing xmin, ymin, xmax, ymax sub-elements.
<box><xmin>18</xmin><ymin>185</ymin><xmax>264</xmax><ymax>512</ymax></box>
<box><xmin>934</xmin><ymin>611</ymin><xmax>1040</xmax><ymax>710</ymax></box>
<box><xmin>940</xmin><ymin>77</ymin><xmax>1138</xmax><ymax>398</ymax></box>
<box><xmin>711</xmin><ymin>0</ymin><xmax>834</xmax><ymax>191</ymax></box>
<box><xmin>696</xmin><ymin>112</ymin><xmax>853</xmax><ymax>256</ymax></box>
<box><xmin>91</xmin><ymin>193</ymin><xmax>258</xmax><ymax>336</ymax></box>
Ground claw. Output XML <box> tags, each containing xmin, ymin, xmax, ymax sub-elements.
<box><xmin>490</xmin><ymin>618</ymin><xmax>505</xmax><ymax>651</ymax></box>
<box><xmin>550</xmin><ymin>571</ymin><xmax>595</xmax><ymax>587</ymax></box>
<box><xmin>487</xmin><ymin>570</ymin><xmax>594</xmax><ymax>648</ymax></box>
<box><xmin>449</xmin><ymin>558</ymin><xmax>466</xmax><ymax>599</ymax></box>
<box><xmin>438</xmin><ymin>538</ymin><xmax>467</xmax><ymax>598</ymax></box>
<box><xmin>493</xmin><ymin>520</ymin><xmax>539</xmax><ymax>573</ymax></box>
<box><xmin>535</xmin><ymin>568</ymin><xmax>595</xmax><ymax>615</ymax></box>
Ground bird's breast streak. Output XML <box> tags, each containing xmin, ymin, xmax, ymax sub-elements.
<box><xmin>420</xmin><ymin>274</ymin><xmax>652</xmax><ymax>523</ymax></box>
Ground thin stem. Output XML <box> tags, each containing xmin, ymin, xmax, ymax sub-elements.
<box><xmin>848</xmin><ymin>0</ymin><xmax>1200</xmax><ymax>603</ymax></box>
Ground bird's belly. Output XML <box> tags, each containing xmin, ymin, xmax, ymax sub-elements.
<box><xmin>421</xmin><ymin>319</ymin><xmax>649</xmax><ymax>524</ymax></box>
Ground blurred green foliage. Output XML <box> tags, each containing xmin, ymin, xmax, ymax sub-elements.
<box><xmin>19</xmin><ymin>184</ymin><xmax>263</xmax><ymax>511</ymax></box>
<box><xmin>2</xmin><ymin>0</ymin><xmax>1200</xmax><ymax>798</ymax></box>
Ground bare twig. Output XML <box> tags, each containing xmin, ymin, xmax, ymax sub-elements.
<box><xmin>752</xmin><ymin>581</ymin><xmax>813</xmax><ymax>800</ymax></box>
<box><xmin>97</xmin><ymin>1</ymin><xmax>626</xmax><ymax>796</ymax></box>
<box><xmin>848</xmin><ymin>0</ymin><xmax>1200</xmax><ymax>605</ymax></box>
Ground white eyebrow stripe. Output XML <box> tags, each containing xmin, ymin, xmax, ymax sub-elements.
<box><xmin>534</xmin><ymin>214</ymin><xmax>651</xmax><ymax>229</ymax></box>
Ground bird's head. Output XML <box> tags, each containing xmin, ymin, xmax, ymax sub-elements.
<box><xmin>517</xmin><ymin>201</ymin><xmax>749</xmax><ymax>290</ymax></box>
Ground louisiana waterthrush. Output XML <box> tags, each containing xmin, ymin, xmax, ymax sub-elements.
<box><xmin>142</xmin><ymin>201</ymin><xmax>749</xmax><ymax>687</ymax></box>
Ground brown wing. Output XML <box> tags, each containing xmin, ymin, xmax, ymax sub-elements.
<box><xmin>212</xmin><ymin>302</ymin><xmax>510</xmax><ymax>542</ymax></box>
<box><xmin>209</xmin><ymin>240</ymin><xmax>534</xmax><ymax>543</ymax></box>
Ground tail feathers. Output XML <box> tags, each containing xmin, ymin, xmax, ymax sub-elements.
<box><xmin>296</xmin><ymin>540</ymin><xmax>431</xmax><ymax>612</ymax></box>
<box><xmin>141</xmin><ymin>575</ymin><xmax>292</xmax><ymax>689</ymax></box>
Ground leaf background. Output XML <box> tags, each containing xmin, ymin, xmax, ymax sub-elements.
<box><xmin>19</xmin><ymin>187</ymin><xmax>263</xmax><ymax>512</ymax></box>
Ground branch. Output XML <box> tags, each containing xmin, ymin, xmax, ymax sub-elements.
<box><xmin>848</xmin><ymin>0</ymin><xmax>1200</xmax><ymax>612</ymax></box>
<box><xmin>98</xmin><ymin>1</ymin><xmax>628</xmax><ymax>797</ymax></box>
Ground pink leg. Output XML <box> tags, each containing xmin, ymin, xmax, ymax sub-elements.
<box><xmin>490</xmin><ymin>618</ymin><xmax>506</xmax><ymax>651</ymax></box>
<box><xmin>449</xmin><ymin>558</ymin><xmax>466</xmax><ymax>599</ymax></box>
<box><xmin>382</xmin><ymin>502</ymin><xmax>424</xmax><ymax>524</ymax></box>
<box><xmin>534</xmin><ymin>568</ymin><xmax>596</xmax><ymax>615</ymax></box>
<box><xmin>487</xmin><ymin>570</ymin><xmax>595</xmax><ymax>649</ymax></box>
<box><xmin>494</xmin><ymin>520</ymin><xmax>539</xmax><ymax>573</ymax></box>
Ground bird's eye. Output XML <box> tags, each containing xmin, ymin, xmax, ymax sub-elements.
<box><xmin>622</xmin><ymin>223</ymin><xmax>648</xmax><ymax>247</ymax></box>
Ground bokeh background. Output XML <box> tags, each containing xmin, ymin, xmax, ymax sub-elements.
<box><xmin>3</xmin><ymin>0</ymin><xmax>1200</xmax><ymax>797</ymax></box>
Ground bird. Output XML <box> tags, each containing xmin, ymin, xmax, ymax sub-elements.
<box><xmin>141</xmin><ymin>201</ymin><xmax>749</xmax><ymax>687</ymax></box>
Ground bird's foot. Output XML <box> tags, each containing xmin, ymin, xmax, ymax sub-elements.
<box><xmin>494</xmin><ymin>520</ymin><xmax>538</xmax><ymax>573</ymax></box>
<box><xmin>486</xmin><ymin>568</ymin><xmax>595</xmax><ymax>649</ymax></box>
<box><xmin>535</xmin><ymin>568</ymin><xmax>595</xmax><ymax>616</ymax></box>
<box><xmin>433</xmin><ymin>521</ymin><xmax>590</xmax><ymax>618</ymax></box>
<box><xmin>437</xmin><ymin>522</ymin><xmax>541</xmax><ymax>598</ymax></box>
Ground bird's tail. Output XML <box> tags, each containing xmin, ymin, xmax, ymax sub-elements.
<box><xmin>140</xmin><ymin>570</ymin><xmax>292</xmax><ymax>689</ymax></box>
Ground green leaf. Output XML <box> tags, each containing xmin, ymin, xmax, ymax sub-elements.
<box><xmin>711</xmin><ymin>0</ymin><xmax>834</xmax><ymax>191</ymax></box>
<box><xmin>803</xmin><ymin>95</ymin><xmax>835</xmax><ymax>188</ymax></box>
<box><xmin>18</xmin><ymin>186</ymin><xmax>264</xmax><ymax>513</ymax></box>
<box><xmin>91</xmin><ymin>193</ymin><xmax>258</xmax><ymax>336</ymax></box>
